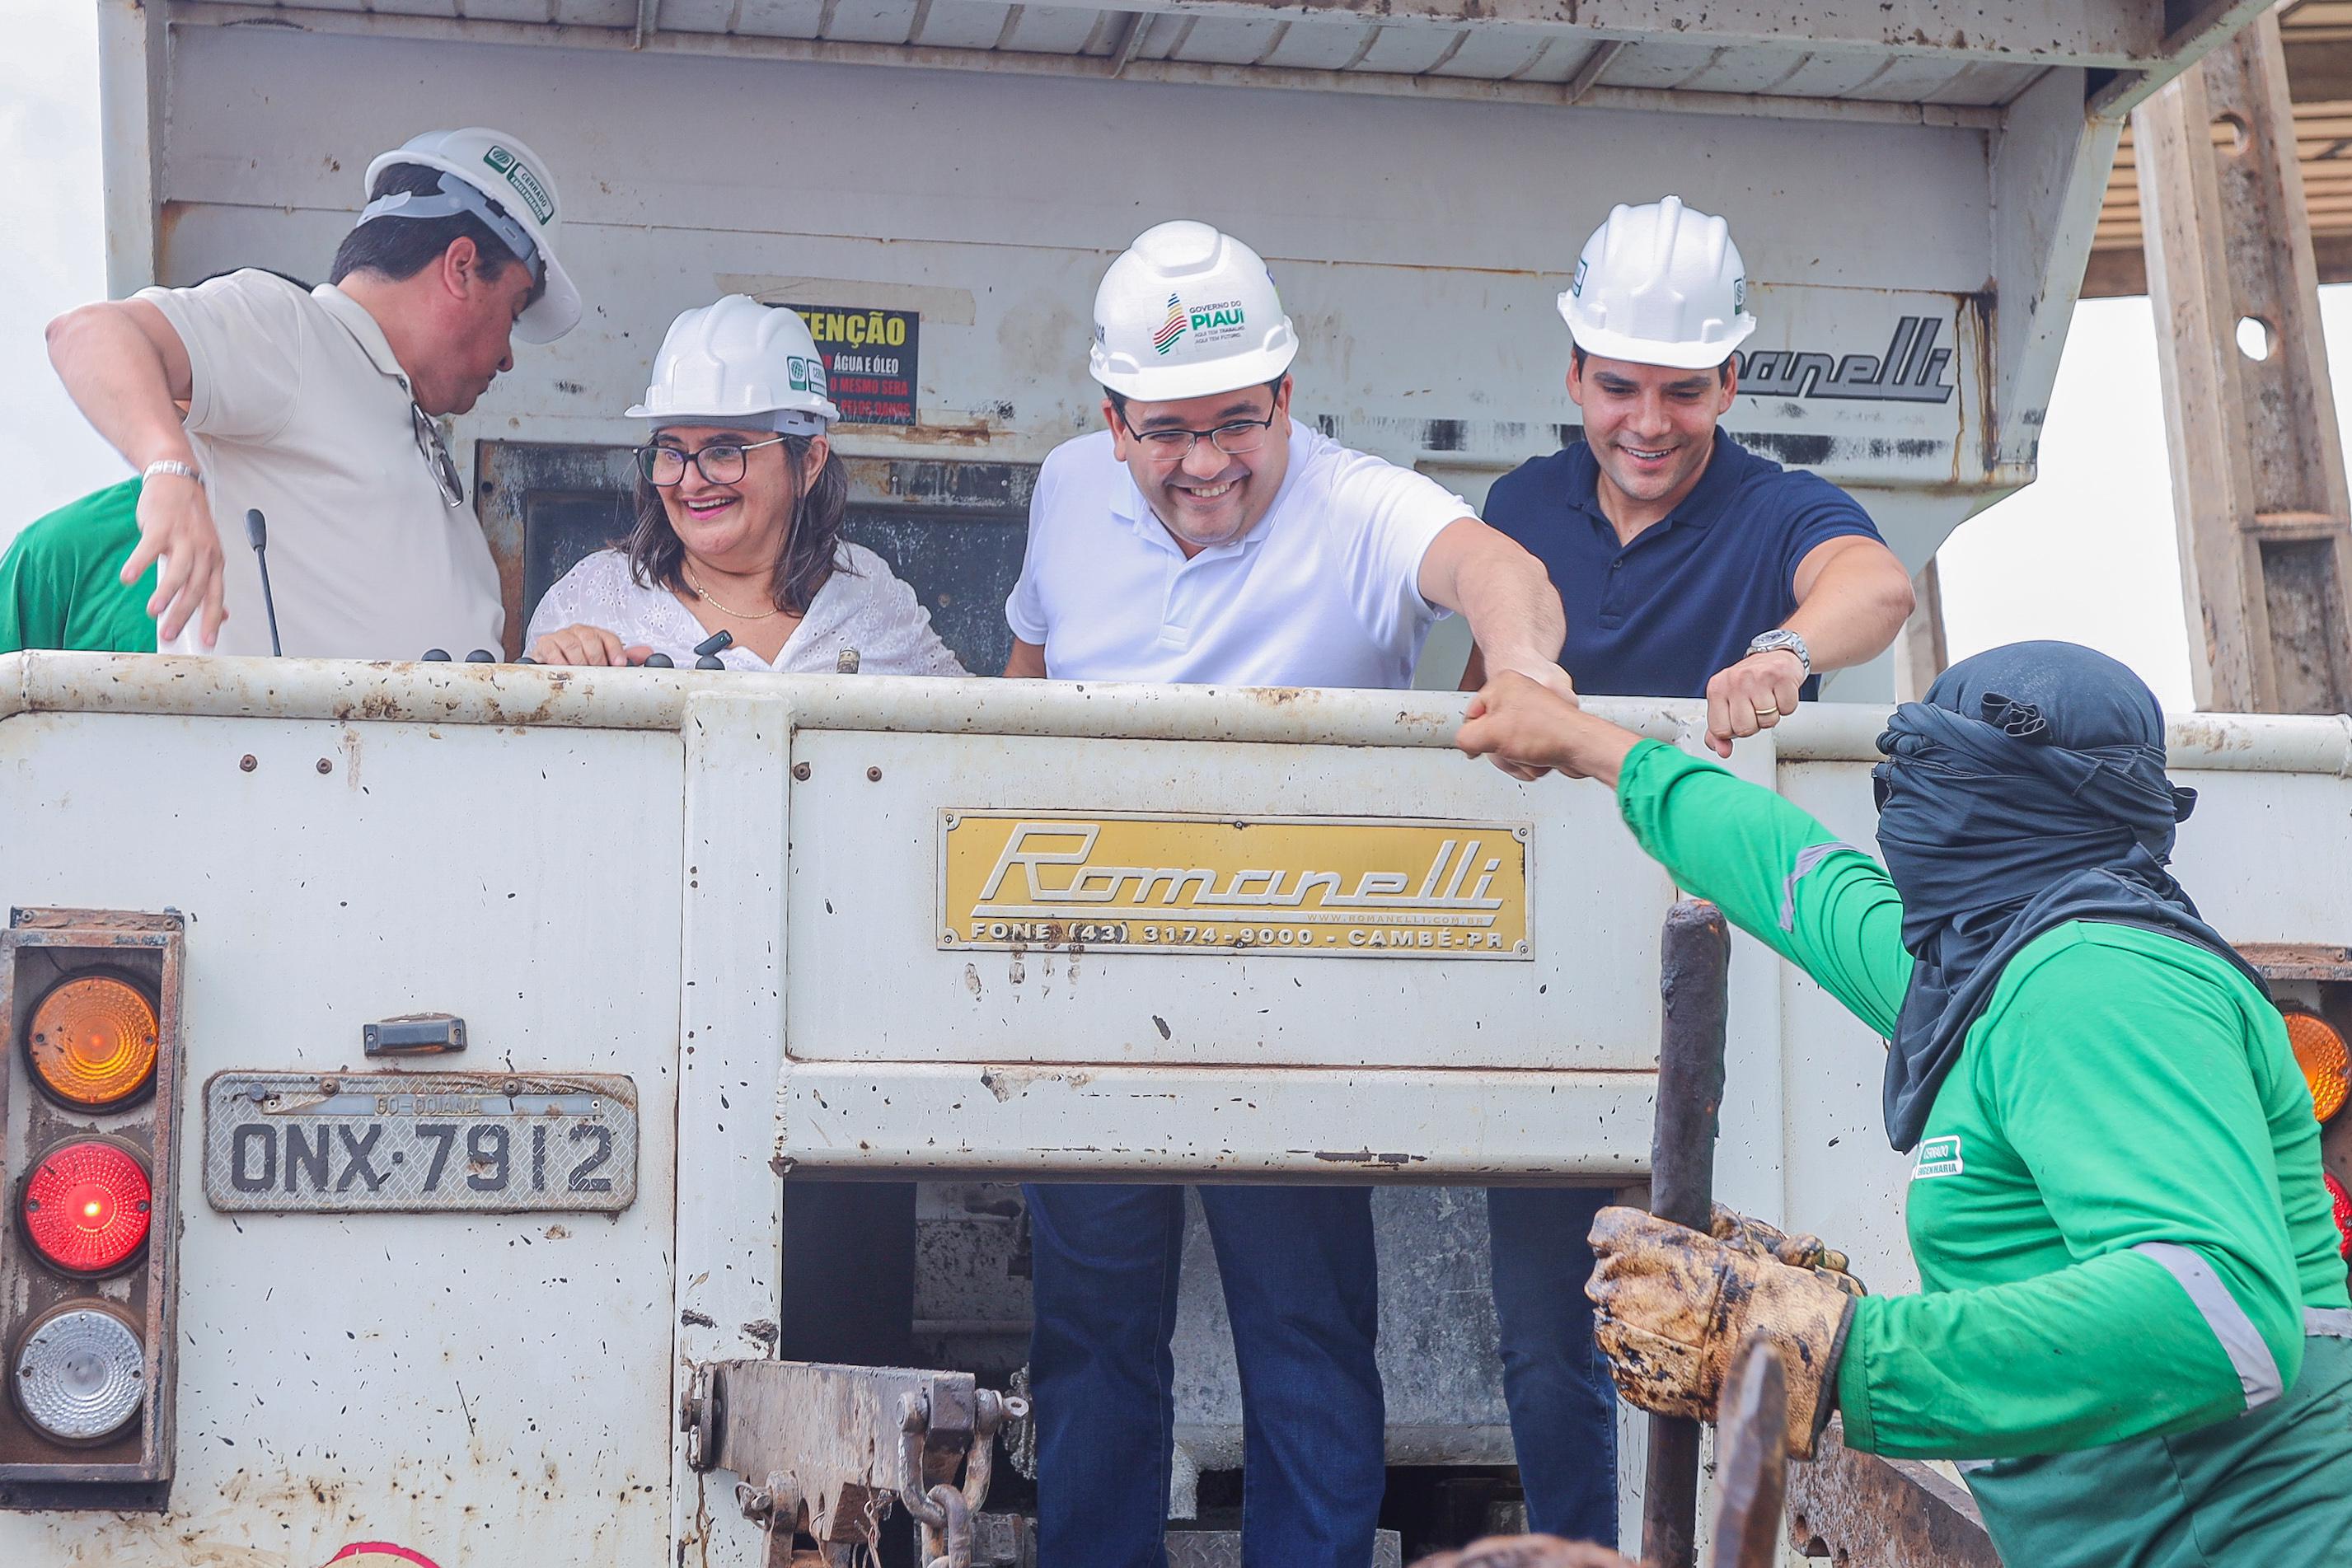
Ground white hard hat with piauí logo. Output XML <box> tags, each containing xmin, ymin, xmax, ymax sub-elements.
<box><xmin>1090</xmin><ymin>221</ymin><xmax>1298</xmax><ymax>401</ymax></box>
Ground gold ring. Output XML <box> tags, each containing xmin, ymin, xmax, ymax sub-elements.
<box><xmin>1755</xmin><ymin>704</ymin><xmax>1780</xmax><ymax>718</ymax></box>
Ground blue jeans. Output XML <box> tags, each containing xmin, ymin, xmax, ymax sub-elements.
<box><xmin>1487</xmin><ymin>1187</ymin><xmax>1619</xmax><ymax>1544</ymax></box>
<box><xmin>1024</xmin><ymin>1182</ymin><xmax>1385</xmax><ymax>1568</ymax></box>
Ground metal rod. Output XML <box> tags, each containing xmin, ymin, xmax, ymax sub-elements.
<box><xmin>1706</xmin><ymin>1332</ymin><xmax>1789</xmax><ymax>1568</ymax></box>
<box><xmin>1641</xmin><ymin>898</ymin><xmax>1731</xmax><ymax>1568</ymax></box>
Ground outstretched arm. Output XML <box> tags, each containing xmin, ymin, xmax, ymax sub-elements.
<box><xmin>1457</xmin><ymin>672</ymin><xmax>1910</xmax><ymax>1033</ymax></box>
<box><xmin>1418</xmin><ymin>518</ymin><xmax>1571</xmax><ymax>700</ymax></box>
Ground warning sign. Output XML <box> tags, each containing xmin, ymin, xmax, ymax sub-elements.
<box><xmin>785</xmin><ymin>304</ymin><xmax>920</xmax><ymax>427</ymax></box>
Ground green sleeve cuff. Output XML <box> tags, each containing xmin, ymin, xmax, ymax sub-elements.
<box><xmin>1833</xmin><ymin>1299</ymin><xmax>1881</xmax><ymax>1453</ymax></box>
<box><xmin>1612</xmin><ymin>737</ymin><xmax>1680</xmax><ymax>824</ymax></box>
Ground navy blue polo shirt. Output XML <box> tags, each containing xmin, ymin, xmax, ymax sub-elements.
<box><xmin>1482</xmin><ymin>430</ymin><xmax>1884</xmax><ymax>699</ymax></box>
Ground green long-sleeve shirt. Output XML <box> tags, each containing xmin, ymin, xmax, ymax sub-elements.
<box><xmin>1615</xmin><ymin>741</ymin><xmax>2349</xmax><ymax>1462</ymax></box>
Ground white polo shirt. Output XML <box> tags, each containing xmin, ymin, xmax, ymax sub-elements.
<box><xmin>136</xmin><ymin>269</ymin><xmax>504</xmax><ymax>658</ymax></box>
<box><xmin>1005</xmin><ymin>422</ymin><xmax>1467</xmax><ymax>688</ymax></box>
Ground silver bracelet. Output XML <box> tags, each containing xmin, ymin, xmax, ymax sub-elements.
<box><xmin>142</xmin><ymin>459</ymin><xmax>201</xmax><ymax>485</ymax></box>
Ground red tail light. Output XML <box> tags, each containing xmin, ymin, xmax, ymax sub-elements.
<box><xmin>21</xmin><ymin>1139</ymin><xmax>152</xmax><ymax>1276</ymax></box>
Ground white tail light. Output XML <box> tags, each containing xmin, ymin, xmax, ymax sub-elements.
<box><xmin>12</xmin><ymin>1304</ymin><xmax>144</xmax><ymax>1444</ymax></box>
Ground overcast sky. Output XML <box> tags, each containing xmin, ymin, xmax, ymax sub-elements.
<box><xmin>8</xmin><ymin>0</ymin><xmax>2350</xmax><ymax>715</ymax></box>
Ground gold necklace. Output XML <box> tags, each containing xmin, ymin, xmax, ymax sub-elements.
<box><xmin>684</xmin><ymin>560</ymin><xmax>785</xmax><ymax>620</ymax></box>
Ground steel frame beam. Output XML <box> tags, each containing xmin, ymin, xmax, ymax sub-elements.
<box><xmin>182</xmin><ymin>0</ymin><xmax>2182</xmax><ymax>68</ymax></box>
<box><xmin>96</xmin><ymin>0</ymin><xmax>168</xmax><ymax>297</ymax></box>
<box><xmin>2138</xmin><ymin>7</ymin><xmax>2352</xmax><ymax>713</ymax></box>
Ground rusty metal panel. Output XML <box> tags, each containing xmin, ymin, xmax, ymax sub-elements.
<box><xmin>2236</xmin><ymin>942</ymin><xmax>2352</xmax><ymax>982</ymax></box>
<box><xmin>696</xmin><ymin>1360</ymin><xmax>996</xmax><ymax>1544</ymax></box>
<box><xmin>202</xmin><ymin>1070</ymin><xmax>640</xmax><ymax>1214</ymax></box>
<box><xmin>1785</xmin><ymin>1421</ymin><xmax>2001</xmax><ymax>1567</ymax></box>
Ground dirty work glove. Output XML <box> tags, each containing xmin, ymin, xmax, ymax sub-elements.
<box><xmin>1709</xmin><ymin>1202</ymin><xmax>1867</xmax><ymax>1297</ymax></box>
<box><xmin>1586</xmin><ymin>1206</ymin><xmax>1854</xmax><ymax>1459</ymax></box>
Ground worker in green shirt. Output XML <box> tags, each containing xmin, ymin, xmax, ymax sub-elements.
<box><xmin>1</xmin><ymin>479</ymin><xmax>155</xmax><ymax>653</ymax></box>
<box><xmin>1455</xmin><ymin>641</ymin><xmax>2352</xmax><ymax>1567</ymax></box>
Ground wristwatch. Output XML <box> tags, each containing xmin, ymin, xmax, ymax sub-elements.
<box><xmin>1746</xmin><ymin>628</ymin><xmax>1811</xmax><ymax>678</ymax></box>
<box><xmin>142</xmin><ymin>459</ymin><xmax>201</xmax><ymax>485</ymax></box>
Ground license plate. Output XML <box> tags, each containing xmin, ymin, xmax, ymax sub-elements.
<box><xmin>204</xmin><ymin>1071</ymin><xmax>638</xmax><ymax>1214</ymax></box>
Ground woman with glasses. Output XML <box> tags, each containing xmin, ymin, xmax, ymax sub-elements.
<box><xmin>527</xmin><ymin>296</ymin><xmax>962</xmax><ymax>675</ymax></box>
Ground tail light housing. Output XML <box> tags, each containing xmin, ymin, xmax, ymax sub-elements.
<box><xmin>0</xmin><ymin>910</ymin><xmax>184</xmax><ymax>1509</ymax></box>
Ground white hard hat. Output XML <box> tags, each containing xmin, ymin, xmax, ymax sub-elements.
<box><xmin>1558</xmin><ymin>196</ymin><xmax>1757</xmax><ymax>371</ymax></box>
<box><xmin>625</xmin><ymin>295</ymin><xmax>841</xmax><ymax>434</ymax></box>
<box><xmin>1089</xmin><ymin>221</ymin><xmax>1299</xmax><ymax>402</ymax></box>
<box><xmin>361</xmin><ymin>128</ymin><xmax>581</xmax><ymax>344</ymax></box>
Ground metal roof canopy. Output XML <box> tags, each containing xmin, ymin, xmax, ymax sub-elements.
<box><xmin>180</xmin><ymin>0</ymin><xmax>2270</xmax><ymax>123</ymax></box>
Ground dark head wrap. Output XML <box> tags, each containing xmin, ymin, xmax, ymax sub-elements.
<box><xmin>1872</xmin><ymin>640</ymin><xmax>2265</xmax><ymax>1150</ymax></box>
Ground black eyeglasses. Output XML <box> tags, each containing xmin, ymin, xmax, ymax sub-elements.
<box><xmin>411</xmin><ymin>403</ymin><xmax>464</xmax><ymax>508</ymax></box>
<box><xmin>637</xmin><ymin>437</ymin><xmax>789</xmax><ymax>487</ymax></box>
<box><xmin>1120</xmin><ymin>406</ymin><xmax>1280</xmax><ymax>461</ymax></box>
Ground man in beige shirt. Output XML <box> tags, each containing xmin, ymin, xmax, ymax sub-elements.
<box><xmin>45</xmin><ymin>127</ymin><xmax>581</xmax><ymax>657</ymax></box>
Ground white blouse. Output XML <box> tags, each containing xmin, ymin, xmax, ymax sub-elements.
<box><xmin>525</xmin><ymin>542</ymin><xmax>967</xmax><ymax>676</ymax></box>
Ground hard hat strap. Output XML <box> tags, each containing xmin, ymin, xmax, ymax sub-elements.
<box><xmin>358</xmin><ymin>173</ymin><xmax>544</xmax><ymax>285</ymax></box>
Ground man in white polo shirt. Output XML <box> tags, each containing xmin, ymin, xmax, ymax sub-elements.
<box><xmin>45</xmin><ymin>127</ymin><xmax>580</xmax><ymax>657</ymax></box>
<box><xmin>1005</xmin><ymin>220</ymin><xmax>1573</xmax><ymax>1568</ymax></box>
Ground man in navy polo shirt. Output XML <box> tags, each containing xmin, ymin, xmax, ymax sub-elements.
<box><xmin>1464</xmin><ymin>197</ymin><xmax>1914</xmax><ymax>1547</ymax></box>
